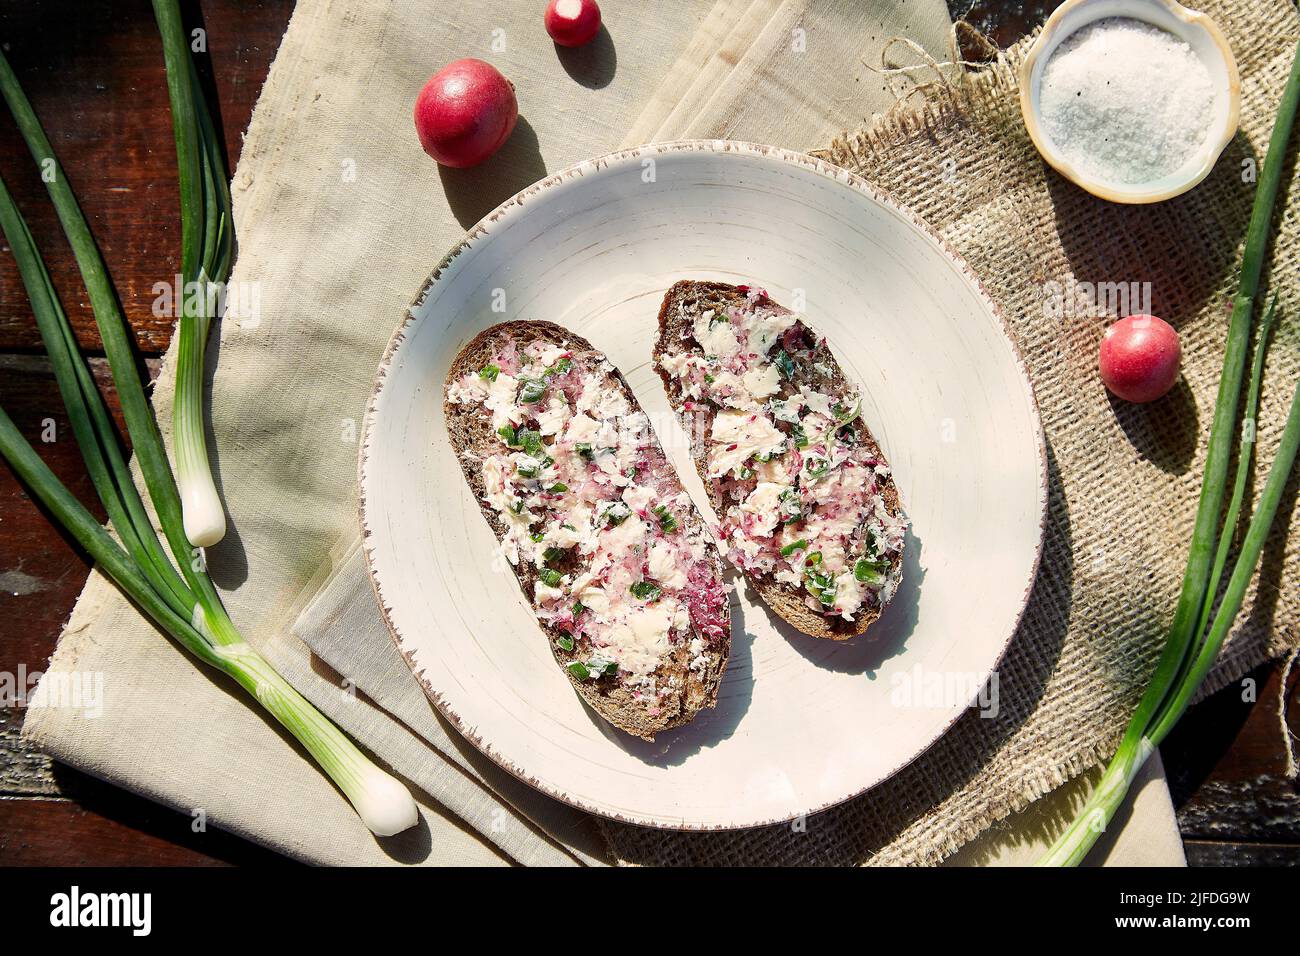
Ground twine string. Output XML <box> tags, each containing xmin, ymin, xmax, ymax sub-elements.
<box><xmin>1280</xmin><ymin>646</ymin><xmax>1299</xmax><ymax>780</ymax></box>
<box><xmin>860</xmin><ymin>24</ymin><xmax>1006</xmax><ymax>105</ymax></box>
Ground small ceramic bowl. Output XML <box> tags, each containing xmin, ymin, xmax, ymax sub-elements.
<box><xmin>1019</xmin><ymin>0</ymin><xmax>1240</xmax><ymax>204</ymax></box>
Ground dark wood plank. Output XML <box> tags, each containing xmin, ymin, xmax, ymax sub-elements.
<box><xmin>0</xmin><ymin>354</ymin><xmax>156</xmax><ymax>670</ymax></box>
<box><xmin>1164</xmin><ymin>662</ymin><xmax>1300</xmax><ymax>844</ymax></box>
<box><xmin>0</xmin><ymin>0</ymin><xmax>294</xmax><ymax>355</ymax></box>
<box><xmin>950</xmin><ymin>1</ymin><xmax>1059</xmax><ymax>49</ymax></box>
<box><xmin>0</xmin><ymin>354</ymin><xmax>158</xmax><ymax>799</ymax></box>
<box><xmin>1183</xmin><ymin>840</ymin><xmax>1300</xmax><ymax>867</ymax></box>
<box><xmin>0</xmin><ymin>792</ymin><xmax>291</xmax><ymax>866</ymax></box>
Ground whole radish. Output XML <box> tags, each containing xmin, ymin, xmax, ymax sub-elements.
<box><xmin>545</xmin><ymin>0</ymin><xmax>601</xmax><ymax>47</ymax></box>
<box><xmin>1099</xmin><ymin>314</ymin><xmax>1182</xmax><ymax>403</ymax></box>
<box><xmin>414</xmin><ymin>58</ymin><xmax>518</xmax><ymax>168</ymax></box>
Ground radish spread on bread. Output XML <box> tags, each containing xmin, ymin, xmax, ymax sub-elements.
<box><xmin>444</xmin><ymin>321</ymin><xmax>729</xmax><ymax>739</ymax></box>
<box><xmin>655</xmin><ymin>280</ymin><xmax>907</xmax><ymax>640</ymax></box>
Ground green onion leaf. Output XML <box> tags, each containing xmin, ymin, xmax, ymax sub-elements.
<box><xmin>1193</xmin><ymin>294</ymin><xmax>1278</xmax><ymax>643</ymax></box>
<box><xmin>556</xmin><ymin>634</ymin><xmax>574</xmax><ymax>652</ymax></box>
<box><xmin>518</xmin><ymin>378</ymin><xmax>546</xmax><ymax>404</ymax></box>
<box><xmin>781</xmin><ymin>539</ymin><xmax>809</xmax><ymax>557</ymax></box>
<box><xmin>652</xmin><ymin>503</ymin><xmax>678</xmax><ymax>534</ymax></box>
<box><xmin>775</xmin><ymin>349</ymin><xmax>795</xmax><ymax>380</ymax></box>
<box><xmin>594</xmin><ymin>658</ymin><xmax>619</xmax><ymax>676</ymax></box>
<box><xmin>834</xmin><ymin>399</ymin><xmax>861</xmax><ymax>425</ymax></box>
<box><xmin>567</xmin><ymin>661</ymin><xmax>591</xmax><ymax>680</ymax></box>
<box><xmin>518</xmin><ymin>429</ymin><xmax>544</xmax><ymax>457</ymax></box>
<box><xmin>799</xmin><ymin>553</ymin><xmax>836</xmax><ymax>607</ymax></box>
<box><xmin>803</xmin><ymin>456</ymin><xmax>830</xmax><ymax>480</ymax></box>
<box><xmin>151</xmin><ymin>0</ymin><xmax>235</xmax><ymax>548</ymax></box>
<box><xmin>854</xmin><ymin>557</ymin><xmax>886</xmax><ymax>583</ymax></box>
<box><xmin>630</xmin><ymin>581</ymin><xmax>662</xmax><ymax>601</ymax></box>
<box><xmin>479</xmin><ymin>363</ymin><xmax>500</xmax><ymax>382</ymax></box>
<box><xmin>780</xmin><ymin>489</ymin><xmax>803</xmax><ymax>524</ymax></box>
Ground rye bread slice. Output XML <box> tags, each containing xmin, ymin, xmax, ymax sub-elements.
<box><xmin>653</xmin><ymin>281</ymin><xmax>905</xmax><ymax>640</ymax></box>
<box><xmin>444</xmin><ymin>320</ymin><xmax>730</xmax><ymax>740</ymax></box>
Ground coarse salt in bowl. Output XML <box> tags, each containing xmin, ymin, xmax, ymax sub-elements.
<box><xmin>1019</xmin><ymin>0</ymin><xmax>1240</xmax><ymax>204</ymax></box>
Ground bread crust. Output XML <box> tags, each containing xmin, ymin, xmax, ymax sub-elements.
<box><xmin>653</xmin><ymin>281</ymin><xmax>905</xmax><ymax>640</ymax></box>
<box><xmin>444</xmin><ymin>320</ymin><xmax>730</xmax><ymax>740</ymax></box>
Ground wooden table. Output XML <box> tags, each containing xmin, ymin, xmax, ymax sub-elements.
<box><xmin>0</xmin><ymin>0</ymin><xmax>1296</xmax><ymax>867</ymax></box>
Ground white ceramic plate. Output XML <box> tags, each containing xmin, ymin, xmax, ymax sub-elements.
<box><xmin>361</xmin><ymin>142</ymin><xmax>1047</xmax><ymax>829</ymax></box>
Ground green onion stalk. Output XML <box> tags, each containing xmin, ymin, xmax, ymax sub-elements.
<box><xmin>0</xmin><ymin>47</ymin><xmax>416</xmax><ymax>835</ymax></box>
<box><xmin>152</xmin><ymin>0</ymin><xmax>231</xmax><ymax>547</ymax></box>
<box><xmin>1038</xmin><ymin>41</ymin><xmax>1300</xmax><ymax>866</ymax></box>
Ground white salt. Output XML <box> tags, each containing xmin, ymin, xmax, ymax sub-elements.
<box><xmin>1039</xmin><ymin>17</ymin><xmax>1215</xmax><ymax>186</ymax></box>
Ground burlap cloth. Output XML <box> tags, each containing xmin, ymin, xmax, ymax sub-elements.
<box><xmin>18</xmin><ymin>0</ymin><xmax>1293</xmax><ymax>865</ymax></box>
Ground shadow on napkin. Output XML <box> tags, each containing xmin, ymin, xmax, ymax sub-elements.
<box><xmin>438</xmin><ymin>117</ymin><xmax>546</xmax><ymax>228</ymax></box>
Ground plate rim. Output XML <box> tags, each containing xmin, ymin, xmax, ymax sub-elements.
<box><xmin>358</xmin><ymin>139</ymin><xmax>1050</xmax><ymax>831</ymax></box>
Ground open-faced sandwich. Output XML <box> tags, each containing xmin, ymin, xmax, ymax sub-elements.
<box><xmin>444</xmin><ymin>321</ymin><xmax>731</xmax><ymax>740</ymax></box>
<box><xmin>654</xmin><ymin>281</ymin><xmax>907</xmax><ymax>640</ymax></box>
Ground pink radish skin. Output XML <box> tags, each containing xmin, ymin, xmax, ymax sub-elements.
<box><xmin>1099</xmin><ymin>314</ymin><xmax>1182</xmax><ymax>403</ymax></box>
<box><xmin>414</xmin><ymin>59</ymin><xmax>518</xmax><ymax>168</ymax></box>
<box><xmin>545</xmin><ymin>0</ymin><xmax>601</xmax><ymax>47</ymax></box>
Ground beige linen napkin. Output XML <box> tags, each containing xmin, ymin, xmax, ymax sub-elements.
<box><xmin>21</xmin><ymin>0</ymin><xmax>977</xmax><ymax>865</ymax></box>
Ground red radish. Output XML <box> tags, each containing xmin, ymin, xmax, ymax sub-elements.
<box><xmin>1099</xmin><ymin>314</ymin><xmax>1182</xmax><ymax>403</ymax></box>
<box><xmin>413</xmin><ymin>59</ymin><xmax>518</xmax><ymax>168</ymax></box>
<box><xmin>545</xmin><ymin>0</ymin><xmax>601</xmax><ymax>47</ymax></box>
